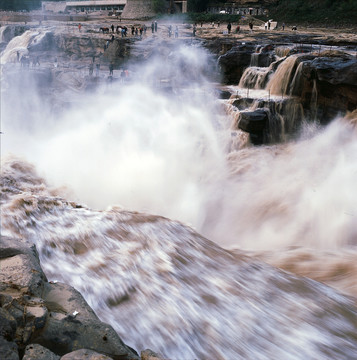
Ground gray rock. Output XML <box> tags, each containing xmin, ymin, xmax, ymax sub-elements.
<box><xmin>238</xmin><ymin>109</ymin><xmax>269</xmax><ymax>133</ymax></box>
<box><xmin>0</xmin><ymin>236</ymin><xmax>47</xmax><ymax>297</ymax></box>
<box><xmin>0</xmin><ymin>307</ymin><xmax>17</xmax><ymax>339</ymax></box>
<box><xmin>23</xmin><ymin>343</ymin><xmax>60</xmax><ymax>360</ymax></box>
<box><xmin>141</xmin><ymin>349</ymin><xmax>164</xmax><ymax>360</ymax></box>
<box><xmin>43</xmin><ymin>282</ymin><xmax>99</xmax><ymax>321</ymax></box>
<box><xmin>30</xmin><ymin>282</ymin><xmax>139</xmax><ymax>359</ymax></box>
<box><xmin>60</xmin><ymin>348</ymin><xmax>113</xmax><ymax>359</ymax></box>
<box><xmin>0</xmin><ymin>336</ymin><xmax>19</xmax><ymax>360</ymax></box>
<box><xmin>218</xmin><ymin>43</ymin><xmax>257</xmax><ymax>84</ymax></box>
<box><xmin>2</xmin><ymin>297</ymin><xmax>25</xmax><ymax>327</ymax></box>
<box><xmin>0</xmin><ymin>238</ymin><xmax>141</xmax><ymax>359</ymax></box>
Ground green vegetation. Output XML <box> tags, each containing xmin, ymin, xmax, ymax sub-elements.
<box><xmin>188</xmin><ymin>0</ymin><xmax>208</xmax><ymax>13</ymax></box>
<box><xmin>265</xmin><ymin>0</ymin><xmax>357</xmax><ymax>26</ymax></box>
<box><xmin>152</xmin><ymin>0</ymin><xmax>167</xmax><ymax>14</ymax></box>
<box><xmin>187</xmin><ymin>12</ymin><xmax>241</xmax><ymax>24</ymax></box>
<box><xmin>0</xmin><ymin>0</ymin><xmax>42</xmax><ymax>11</ymax></box>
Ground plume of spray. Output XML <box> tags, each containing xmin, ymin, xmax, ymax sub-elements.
<box><xmin>2</xmin><ymin>32</ymin><xmax>357</xmax><ymax>255</ymax></box>
<box><xmin>1</xmin><ymin>39</ymin><xmax>231</xmax><ymax>232</ymax></box>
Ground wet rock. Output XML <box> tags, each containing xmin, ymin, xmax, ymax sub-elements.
<box><xmin>0</xmin><ymin>237</ymin><xmax>141</xmax><ymax>360</ymax></box>
<box><xmin>28</xmin><ymin>31</ymin><xmax>55</xmax><ymax>52</ymax></box>
<box><xmin>60</xmin><ymin>348</ymin><xmax>113</xmax><ymax>359</ymax></box>
<box><xmin>218</xmin><ymin>43</ymin><xmax>256</xmax><ymax>84</ymax></box>
<box><xmin>43</xmin><ymin>282</ymin><xmax>98</xmax><ymax>320</ymax></box>
<box><xmin>0</xmin><ymin>237</ymin><xmax>47</xmax><ymax>297</ymax></box>
<box><xmin>23</xmin><ymin>343</ymin><xmax>60</xmax><ymax>360</ymax></box>
<box><xmin>23</xmin><ymin>303</ymin><xmax>48</xmax><ymax>343</ymax></box>
<box><xmin>299</xmin><ymin>55</ymin><xmax>357</xmax><ymax>122</ymax></box>
<box><xmin>0</xmin><ymin>307</ymin><xmax>18</xmax><ymax>358</ymax></box>
<box><xmin>31</xmin><ymin>282</ymin><xmax>139</xmax><ymax>359</ymax></box>
<box><xmin>32</xmin><ymin>313</ymin><xmax>135</xmax><ymax>359</ymax></box>
<box><xmin>0</xmin><ymin>307</ymin><xmax>17</xmax><ymax>340</ymax></box>
<box><xmin>215</xmin><ymin>88</ymin><xmax>232</xmax><ymax>99</ymax></box>
<box><xmin>0</xmin><ymin>336</ymin><xmax>19</xmax><ymax>360</ymax></box>
<box><xmin>237</xmin><ymin>109</ymin><xmax>269</xmax><ymax>133</ymax></box>
<box><xmin>2</xmin><ymin>298</ymin><xmax>25</xmax><ymax>327</ymax></box>
<box><xmin>232</xmin><ymin>97</ymin><xmax>255</xmax><ymax>110</ymax></box>
<box><xmin>141</xmin><ymin>349</ymin><xmax>164</xmax><ymax>360</ymax></box>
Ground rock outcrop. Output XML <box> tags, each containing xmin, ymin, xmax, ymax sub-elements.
<box><xmin>121</xmin><ymin>0</ymin><xmax>156</xmax><ymax>20</ymax></box>
<box><xmin>0</xmin><ymin>236</ymin><xmax>140</xmax><ymax>360</ymax></box>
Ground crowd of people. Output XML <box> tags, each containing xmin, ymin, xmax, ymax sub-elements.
<box><xmin>15</xmin><ymin>18</ymin><xmax>291</xmax><ymax>85</ymax></box>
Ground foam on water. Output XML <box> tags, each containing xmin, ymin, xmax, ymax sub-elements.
<box><xmin>1</xmin><ymin>30</ymin><xmax>357</xmax><ymax>359</ymax></box>
<box><xmin>1</xmin><ymin>157</ymin><xmax>357</xmax><ymax>359</ymax></box>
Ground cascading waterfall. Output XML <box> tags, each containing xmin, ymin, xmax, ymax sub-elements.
<box><xmin>0</xmin><ymin>25</ymin><xmax>8</xmax><ymax>43</ymax></box>
<box><xmin>0</xmin><ymin>29</ymin><xmax>47</xmax><ymax>63</ymax></box>
<box><xmin>234</xmin><ymin>53</ymin><xmax>311</xmax><ymax>142</ymax></box>
<box><xmin>267</xmin><ymin>55</ymin><xmax>301</xmax><ymax>95</ymax></box>
<box><xmin>1</xmin><ymin>28</ymin><xmax>357</xmax><ymax>360</ymax></box>
<box><xmin>238</xmin><ymin>66</ymin><xmax>271</xmax><ymax>89</ymax></box>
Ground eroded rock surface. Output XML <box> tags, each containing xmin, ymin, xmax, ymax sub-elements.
<box><xmin>0</xmin><ymin>236</ymin><xmax>139</xmax><ymax>360</ymax></box>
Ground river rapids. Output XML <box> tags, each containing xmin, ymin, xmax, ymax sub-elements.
<box><xmin>1</xmin><ymin>27</ymin><xmax>357</xmax><ymax>359</ymax></box>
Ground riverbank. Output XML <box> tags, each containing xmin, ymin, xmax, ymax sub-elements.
<box><xmin>2</xmin><ymin>10</ymin><xmax>357</xmax><ymax>47</ymax></box>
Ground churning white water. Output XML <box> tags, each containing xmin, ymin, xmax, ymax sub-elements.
<box><xmin>1</xmin><ymin>27</ymin><xmax>357</xmax><ymax>359</ymax></box>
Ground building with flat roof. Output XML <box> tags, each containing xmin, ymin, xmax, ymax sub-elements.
<box><xmin>42</xmin><ymin>0</ymin><xmax>187</xmax><ymax>14</ymax></box>
<box><xmin>66</xmin><ymin>0</ymin><xmax>126</xmax><ymax>13</ymax></box>
<box><xmin>42</xmin><ymin>1</ymin><xmax>126</xmax><ymax>13</ymax></box>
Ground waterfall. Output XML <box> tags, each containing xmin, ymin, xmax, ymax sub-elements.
<box><xmin>310</xmin><ymin>78</ymin><xmax>318</xmax><ymax>121</ymax></box>
<box><xmin>0</xmin><ymin>25</ymin><xmax>8</xmax><ymax>43</ymax></box>
<box><xmin>0</xmin><ymin>30</ymin><xmax>43</xmax><ymax>64</ymax></box>
<box><xmin>266</xmin><ymin>55</ymin><xmax>300</xmax><ymax>95</ymax></box>
<box><xmin>250</xmin><ymin>52</ymin><xmax>260</xmax><ymax>67</ymax></box>
<box><xmin>238</xmin><ymin>66</ymin><xmax>271</xmax><ymax>89</ymax></box>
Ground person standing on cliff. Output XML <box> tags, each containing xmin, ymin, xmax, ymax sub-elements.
<box><xmin>111</xmin><ymin>24</ymin><xmax>114</xmax><ymax>33</ymax></box>
<box><xmin>249</xmin><ymin>22</ymin><xmax>253</xmax><ymax>32</ymax></box>
<box><xmin>151</xmin><ymin>21</ymin><xmax>154</xmax><ymax>33</ymax></box>
<box><xmin>227</xmin><ymin>22</ymin><xmax>232</xmax><ymax>34</ymax></box>
<box><xmin>78</xmin><ymin>23</ymin><xmax>81</xmax><ymax>32</ymax></box>
<box><xmin>154</xmin><ymin>20</ymin><xmax>158</xmax><ymax>32</ymax></box>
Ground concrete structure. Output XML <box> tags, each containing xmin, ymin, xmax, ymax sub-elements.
<box><xmin>65</xmin><ymin>0</ymin><xmax>126</xmax><ymax>13</ymax></box>
<box><xmin>42</xmin><ymin>0</ymin><xmax>186</xmax><ymax>15</ymax></box>
<box><xmin>173</xmin><ymin>1</ymin><xmax>187</xmax><ymax>13</ymax></box>
<box><xmin>207</xmin><ymin>2</ymin><xmax>266</xmax><ymax>16</ymax></box>
<box><xmin>42</xmin><ymin>1</ymin><xmax>126</xmax><ymax>13</ymax></box>
<box><xmin>42</xmin><ymin>1</ymin><xmax>67</xmax><ymax>12</ymax></box>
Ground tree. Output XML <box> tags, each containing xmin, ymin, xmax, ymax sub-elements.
<box><xmin>153</xmin><ymin>0</ymin><xmax>167</xmax><ymax>13</ymax></box>
<box><xmin>188</xmin><ymin>0</ymin><xmax>208</xmax><ymax>12</ymax></box>
<box><xmin>0</xmin><ymin>0</ymin><xmax>42</xmax><ymax>11</ymax></box>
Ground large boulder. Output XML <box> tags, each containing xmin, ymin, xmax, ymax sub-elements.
<box><xmin>0</xmin><ymin>307</ymin><xmax>19</xmax><ymax>360</ymax></box>
<box><xmin>60</xmin><ymin>348</ymin><xmax>113</xmax><ymax>359</ymax></box>
<box><xmin>23</xmin><ymin>343</ymin><xmax>60</xmax><ymax>360</ymax></box>
<box><xmin>237</xmin><ymin>108</ymin><xmax>269</xmax><ymax>133</ymax></box>
<box><xmin>218</xmin><ymin>43</ymin><xmax>256</xmax><ymax>84</ymax></box>
<box><xmin>0</xmin><ymin>237</ymin><xmax>140</xmax><ymax>360</ymax></box>
<box><xmin>0</xmin><ymin>237</ymin><xmax>47</xmax><ymax>297</ymax></box>
<box><xmin>299</xmin><ymin>54</ymin><xmax>357</xmax><ymax>121</ymax></box>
